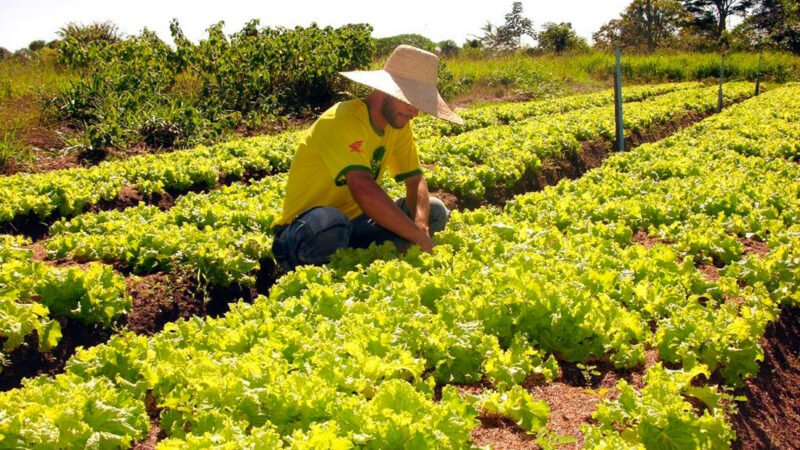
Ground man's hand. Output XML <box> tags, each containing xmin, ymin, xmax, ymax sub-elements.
<box><xmin>416</xmin><ymin>233</ymin><xmax>434</xmax><ymax>253</ymax></box>
<box><xmin>346</xmin><ymin>170</ymin><xmax>433</xmax><ymax>252</ymax></box>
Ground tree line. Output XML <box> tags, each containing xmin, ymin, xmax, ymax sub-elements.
<box><xmin>469</xmin><ymin>1</ymin><xmax>798</xmax><ymax>55</ymax></box>
<box><xmin>1</xmin><ymin>0</ymin><xmax>798</xmax><ymax>60</ymax></box>
<box><xmin>594</xmin><ymin>0</ymin><xmax>799</xmax><ymax>53</ymax></box>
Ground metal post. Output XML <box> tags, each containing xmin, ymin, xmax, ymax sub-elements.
<box><xmin>755</xmin><ymin>49</ymin><xmax>763</xmax><ymax>96</ymax></box>
<box><xmin>614</xmin><ymin>47</ymin><xmax>624</xmax><ymax>152</ymax></box>
<box><xmin>717</xmin><ymin>53</ymin><xmax>726</xmax><ymax>113</ymax></box>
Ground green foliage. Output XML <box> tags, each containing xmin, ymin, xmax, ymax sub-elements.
<box><xmin>437</xmin><ymin>40</ymin><xmax>460</xmax><ymax>58</ymax></box>
<box><xmin>484</xmin><ymin>335</ymin><xmax>559</xmax><ymax>389</ymax></box>
<box><xmin>435</xmin><ymin>59</ymin><xmax>459</xmax><ymax>100</ymax></box>
<box><xmin>481</xmin><ymin>386</ymin><xmax>550</xmax><ymax>434</ymax></box>
<box><xmin>593</xmin><ymin>0</ymin><xmax>687</xmax><ymax>52</ymax></box>
<box><xmin>26</xmin><ymin>83</ymin><xmax>698</xmax><ymax>288</ymax></box>
<box><xmin>748</xmin><ymin>0</ymin><xmax>800</xmax><ymax>54</ymax></box>
<box><xmin>52</xmin><ymin>28</ymin><xmax>187</xmax><ymax>152</ymax></box>
<box><xmin>0</xmin><ymin>130</ymin><xmax>33</xmax><ymax>172</ymax></box>
<box><xmin>49</xmin><ymin>20</ymin><xmax>373</xmax><ymax>153</ymax></box>
<box><xmin>0</xmin><ymin>235</ymin><xmax>129</xmax><ymax>367</ymax></box>
<box><xmin>45</xmin><ymin>175</ymin><xmax>287</xmax><ymax>286</ymax></box>
<box><xmin>442</xmin><ymin>51</ymin><xmax>800</xmax><ymax>99</ymax></box>
<box><xmin>480</xmin><ymin>2</ymin><xmax>536</xmax><ymax>51</ymax></box>
<box><xmin>584</xmin><ymin>364</ymin><xmax>735</xmax><ymax>449</ymax></box>
<box><xmin>0</xmin><ymin>376</ymin><xmax>148</xmax><ymax>448</ymax></box>
<box><xmin>56</xmin><ymin>20</ymin><xmax>122</xmax><ymax>46</ymax></box>
<box><xmin>537</xmin><ymin>22</ymin><xmax>591</xmax><ymax>54</ymax></box>
<box><xmin>27</xmin><ymin>40</ymin><xmax>45</xmax><ymax>51</ymax></box>
<box><xmin>423</xmin><ymin>83</ymin><xmax>753</xmax><ymax>201</ymax></box>
<box><xmin>681</xmin><ymin>0</ymin><xmax>755</xmax><ymax>49</ymax></box>
<box><xmin>3</xmin><ymin>83</ymin><xmax>800</xmax><ymax>448</ymax></box>
<box><xmin>0</xmin><ymin>82</ymin><xmax>697</xmax><ymax>227</ymax></box>
<box><xmin>0</xmin><ymin>130</ymin><xmax>297</xmax><ymax>224</ymax></box>
<box><xmin>547</xmin><ymin>51</ymin><xmax>799</xmax><ymax>82</ymax></box>
<box><xmin>373</xmin><ymin>34</ymin><xmax>435</xmax><ymax>58</ymax></box>
<box><xmin>172</xmin><ymin>20</ymin><xmax>373</xmax><ymax>121</ymax></box>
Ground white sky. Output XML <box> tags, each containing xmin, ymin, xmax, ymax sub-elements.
<box><xmin>0</xmin><ymin>0</ymin><xmax>632</xmax><ymax>51</ymax></box>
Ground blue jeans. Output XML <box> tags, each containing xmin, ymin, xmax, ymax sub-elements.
<box><xmin>272</xmin><ymin>197</ymin><xmax>449</xmax><ymax>271</ymax></box>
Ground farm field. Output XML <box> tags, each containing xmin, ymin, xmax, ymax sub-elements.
<box><xmin>1</xmin><ymin>81</ymin><xmax>799</xmax><ymax>449</ymax></box>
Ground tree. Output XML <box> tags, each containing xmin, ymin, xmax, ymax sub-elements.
<box><xmin>57</xmin><ymin>21</ymin><xmax>122</xmax><ymax>46</ymax></box>
<box><xmin>504</xmin><ymin>1</ymin><xmax>536</xmax><ymax>48</ymax></box>
<box><xmin>28</xmin><ymin>40</ymin><xmax>46</xmax><ymax>51</ymax></box>
<box><xmin>747</xmin><ymin>0</ymin><xmax>800</xmax><ymax>53</ymax></box>
<box><xmin>0</xmin><ymin>47</ymin><xmax>10</xmax><ymax>60</ymax></box>
<box><xmin>594</xmin><ymin>0</ymin><xmax>686</xmax><ymax>52</ymax></box>
<box><xmin>537</xmin><ymin>22</ymin><xmax>590</xmax><ymax>53</ymax></box>
<box><xmin>437</xmin><ymin>40</ymin><xmax>460</xmax><ymax>58</ymax></box>
<box><xmin>374</xmin><ymin>34</ymin><xmax>435</xmax><ymax>57</ymax></box>
<box><xmin>681</xmin><ymin>0</ymin><xmax>755</xmax><ymax>40</ymax></box>
<box><xmin>477</xmin><ymin>2</ymin><xmax>535</xmax><ymax>51</ymax></box>
<box><xmin>464</xmin><ymin>38</ymin><xmax>483</xmax><ymax>49</ymax></box>
<box><xmin>478</xmin><ymin>21</ymin><xmax>501</xmax><ymax>49</ymax></box>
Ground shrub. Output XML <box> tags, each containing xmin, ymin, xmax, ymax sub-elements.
<box><xmin>27</xmin><ymin>40</ymin><xmax>46</xmax><ymax>51</ymax></box>
<box><xmin>437</xmin><ymin>40</ymin><xmax>460</xmax><ymax>58</ymax></box>
<box><xmin>52</xmin><ymin>29</ymin><xmax>179</xmax><ymax>150</ymax></box>
<box><xmin>374</xmin><ymin>34</ymin><xmax>436</xmax><ymax>58</ymax></box>
<box><xmin>537</xmin><ymin>22</ymin><xmax>591</xmax><ymax>54</ymax></box>
<box><xmin>171</xmin><ymin>20</ymin><xmax>374</xmax><ymax>119</ymax></box>
<box><xmin>49</xmin><ymin>20</ymin><xmax>374</xmax><ymax>152</ymax></box>
<box><xmin>56</xmin><ymin>21</ymin><xmax>122</xmax><ymax>46</ymax></box>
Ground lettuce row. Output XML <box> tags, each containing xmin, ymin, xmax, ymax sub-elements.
<box><xmin>0</xmin><ymin>235</ymin><xmax>129</xmax><ymax>367</ymax></box>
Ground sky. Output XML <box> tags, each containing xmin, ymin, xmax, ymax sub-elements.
<box><xmin>0</xmin><ymin>0</ymin><xmax>632</xmax><ymax>51</ymax></box>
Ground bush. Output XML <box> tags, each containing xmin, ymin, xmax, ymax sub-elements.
<box><xmin>374</xmin><ymin>34</ymin><xmax>436</xmax><ymax>58</ymax></box>
<box><xmin>49</xmin><ymin>20</ymin><xmax>375</xmax><ymax>152</ymax></box>
<box><xmin>437</xmin><ymin>40</ymin><xmax>460</xmax><ymax>58</ymax></box>
<box><xmin>28</xmin><ymin>40</ymin><xmax>46</xmax><ymax>51</ymax></box>
<box><xmin>52</xmin><ymin>29</ymin><xmax>180</xmax><ymax>150</ymax></box>
<box><xmin>537</xmin><ymin>22</ymin><xmax>591</xmax><ymax>54</ymax></box>
<box><xmin>171</xmin><ymin>20</ymin><xmax>374</xmax><ymax>119</ymax></box>
<box><xmin>56</xmin><ymin>21</ymin><xmax>122</xmax><ymax>46</ymax></box>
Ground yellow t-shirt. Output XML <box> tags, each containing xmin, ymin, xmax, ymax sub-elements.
<box><xmin>273</xmin><ymin>99</ymin><xmax>422</xmax><ymax>227</ymax></box>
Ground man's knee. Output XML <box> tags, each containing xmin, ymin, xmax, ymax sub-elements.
<box><xmin>428</xmin><ymin>197</ymin><xmax>449</xmax><ymax>234</ymax></box>
<box><xmin>273</xmin><ymin>207</ymin><xmax>350</xmax><ymax>270</ymax></box>
<box><xmin>395</xmin><ymin>196</ymin><xmax>450</xmax><ymax>234</ymax></box>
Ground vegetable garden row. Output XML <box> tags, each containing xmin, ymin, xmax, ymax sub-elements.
<box><xmin>3</xmin><ymin>82</ymin><xmax>798</xmax><ymax>448</ymax></box>
<box><xmin>0</xmin><ymin>82</ymin><xmax>754</xmax><ymax>371</ymax></box>
<box><xmin>0</xmin><ymin>82</ymin><xmax>701</xmax><ymax>226</ymax></box>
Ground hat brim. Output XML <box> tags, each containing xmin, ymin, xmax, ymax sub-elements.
<box><xmin>340</xmin><ymin>70</ymin><xmax>464</xmax><ymax>125</ymax></box>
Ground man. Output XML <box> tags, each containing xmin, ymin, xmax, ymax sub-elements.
<box><xmin>271</xmin><ymin>45</ymin><xmax>463</xmax><ymax>271</ymax></box>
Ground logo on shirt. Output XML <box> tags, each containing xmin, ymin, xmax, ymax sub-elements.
<box><xmin>370</xmin><ymin>146</ymin><xmax>385</xmax><ymax>179</ymax></box>
<box><xmin>348</xmin><ymin>140</ymin><xmax>363</xmax><ymax>153</ymax></box>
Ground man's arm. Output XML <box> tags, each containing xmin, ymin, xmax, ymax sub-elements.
<box><xmin>345</xmin><ymin>170</ymin><xmax>433</xmax><ymax>252</ymax></box>
<box><xmin>403</xmin><ymin>173</ymin><xmax>430</xmax><ymax>236</ymax></box>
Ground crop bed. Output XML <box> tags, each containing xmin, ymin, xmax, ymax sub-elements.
<box><xmin>2</xmin><ymin>83</ymin><xmax>799</xmax><ymax>449</ymax></box>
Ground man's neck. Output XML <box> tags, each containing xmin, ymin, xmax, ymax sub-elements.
<box><xmin>364</xmin><ymin>92</ymin><xmax>387</xmax><ymax>134</ymax></box>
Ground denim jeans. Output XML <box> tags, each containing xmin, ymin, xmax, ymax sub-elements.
<box><xmin>272</xmin><ymin>197</ymin><xmax>449</xmax><ymax>271</ymax></box>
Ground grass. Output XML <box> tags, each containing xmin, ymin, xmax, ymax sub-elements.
<box><xmin>0</xmin><ymin>49</ymin><xmax>78</xmax><ymax>170</ymax></box>
<box><xmin>0</xmin><ymin>48</ymin><xmax>76</xmax><ymax>143</ymax></box>
<box><xmin>0</xmin><ymin>130</ymin><xmax>33</xmax><ymax>171</ymax></box>
<box><xmin>444</xmin><ymin>50</ymin><xmax>800</xmax><ymax>102</ymax></box>
<box><xmin>0</xmin><ymin>48</ymin><xmax>76</xmax><ymax>99</ymax></box>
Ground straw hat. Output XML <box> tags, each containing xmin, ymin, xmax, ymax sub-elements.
<box><xmin>340</xmin><ymin>45</ymin><xmax>464</xmax><ymax>125</ymax></box>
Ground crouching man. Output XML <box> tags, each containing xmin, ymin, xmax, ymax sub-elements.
<box><xmin>271</xmin><ymin>45</ymin><xmax>464</xmax><ymax>271</ymax></box>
